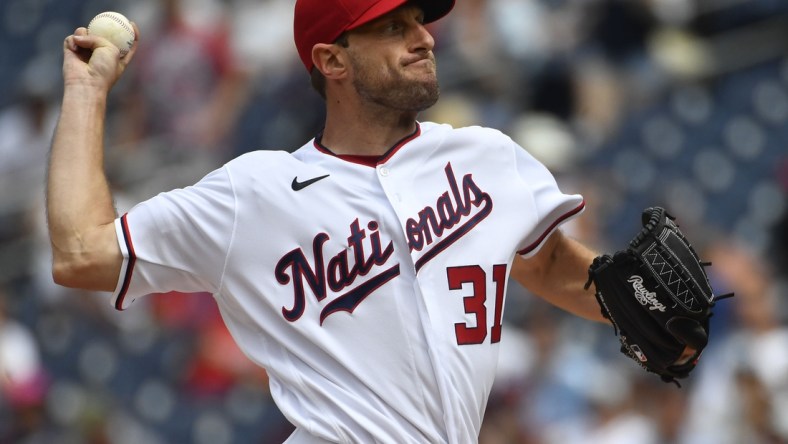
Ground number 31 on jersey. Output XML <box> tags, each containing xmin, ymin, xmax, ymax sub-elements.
<box><xmin>447</xmin><ymin>264</ymin><xmax>506</xmax><ymax>346</ymax></box>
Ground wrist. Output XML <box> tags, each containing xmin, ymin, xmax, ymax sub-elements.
<box><xmin>59</xmin><ymin>84</ymin><xmax>109</xmax><ymax>127</ymax></box>
<box><xmin>62</xmin><ymin>83</ymin><xmax>110</xmax><ymax>102</ymax></box>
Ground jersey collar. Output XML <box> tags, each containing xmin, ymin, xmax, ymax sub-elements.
<box><xmin>313</xmin><ymin>123</ymin><xmax>421</xmax><ymax>167</ymax></box>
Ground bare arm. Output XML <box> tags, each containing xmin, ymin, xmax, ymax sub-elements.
<box><xmin>47</xmin><ymin>25</ymin><xmax>139</xmax><ymax>291</ymax></box>
<box><xmin>511</xmin><ymin>230</ymin><xmax>607</xmax><ymax>322</ymax></box>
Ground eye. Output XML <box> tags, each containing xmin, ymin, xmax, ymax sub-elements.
<box><xmin>383</xmin><ymin>20</ymin><xmax>404</xmax><ymax>33</ymax></box>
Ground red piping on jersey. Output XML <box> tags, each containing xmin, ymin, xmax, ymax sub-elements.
<box><xmin>517</xmin><ymin>200</ymin><xmax>586</xmax><ymax>256</ymax></box>
<box><xmin>115</xmin><ymin>213</ymin><xmax>136</xmax><ymax>310</ymax></box>
<box><xmin>313</xmin><ymin>123</ymin><xmax>421</xmax><ymax>167</ymax></box>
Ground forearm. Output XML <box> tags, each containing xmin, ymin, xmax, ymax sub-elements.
<box><xmin>47</xmin><ymin>86</ymin><xmax>119</xmax><ymax>289</ymax></box>
<box><xmin>512</xmin><ymin>231</ymin><xmax>607</xmax><ymax>322</ymax></box>
<box><xmin>542</xmin><ymin>236</ymin><xmax>605</xmax><ymax>322</ymax></box>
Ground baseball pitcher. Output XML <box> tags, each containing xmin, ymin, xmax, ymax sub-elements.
<box><xmin>48</xmin><ymin>0</ymin><xmax>727</xmax><ymax>442</ymax></box>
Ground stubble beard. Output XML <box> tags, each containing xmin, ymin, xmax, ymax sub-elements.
<box><xmin>350</xmin><ymin>56</ymin><xmax>440</xmax><ymax>112</ymax></box>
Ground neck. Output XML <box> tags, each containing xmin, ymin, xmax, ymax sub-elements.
<box><xmin>320</xmin><ymin>96</ymin><xmax>419</xmax><ymax>156</ymax></box>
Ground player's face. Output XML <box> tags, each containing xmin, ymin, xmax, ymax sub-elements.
<box><xmin>343</xmin><ymin>5</ymin><xmax>439</xmax><ymax>112</ymax></box>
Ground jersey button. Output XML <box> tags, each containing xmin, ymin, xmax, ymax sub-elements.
<box><xmin>379</xmin><ymin>167</ymin><xmax>390</xmax><ymax>177</ymax></box>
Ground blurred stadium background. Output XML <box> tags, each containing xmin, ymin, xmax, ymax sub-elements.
<box><xmin>1</xmin><ymin>0</ymin><xmax>788</xmax><ymax>443</ymax></box>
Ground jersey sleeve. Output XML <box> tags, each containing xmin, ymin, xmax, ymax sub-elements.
<box><xmin>512</xmin><ymin>140</ymin><xmax>585</xmax><ymax>257</ymax></box>
<box><xmin>111</xmin><ymin>167</ymin><xmax>236</xmax><ymax>310</ymax></box>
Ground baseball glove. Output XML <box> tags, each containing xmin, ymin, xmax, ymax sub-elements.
<box><xmin>584</xmin><ymin>207</ymin><xmax>733</xmax><ymax>385</ymax></box>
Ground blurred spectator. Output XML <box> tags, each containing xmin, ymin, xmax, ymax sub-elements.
<box><xmin>434</xmin><ymin>0</ymin><xmax>554</xmax><ymax>129</ymax></box>
<box><xmin>223</xmin><ymin>0</ymin><xmax>328</xmax><ymax>155</ymax></box>
<box><xmin>771</xmin><ymin>157</ymin><xmax>788</xmax><ymax>273</ymax></box>
<box><xmin>681</xmin><ymin>241</ymin><xmax>788</xmax><ymax>443</ymax></box>
<box><xmin>225</xmin><ymin>0</ymin><xmax>298</xmax><ymax>78</ymax></box>
<box><xmin>0</xmin><ymin>290</ymin><xmax>49</xmax><ymax>442</ymax></box>
<box><xmin>119</xmin><ymin>0</ymin><xmax>248</xmax><ymax>163</ymax></box>
<box><xmin>479</xmin><ymin>324</ymin><xmax>538</xmax><ymax>444</ymax></box>
<box><xmin>650</xmin><ymin>381</ymin><xmax>692</xmax><ymax>444</ymax></box>
<box><xmin>585</xmin><ymin>0</ymin><xmax>656</xmax><ymax>65</ymax></box>
<box><xmin>149</xmin><ymin>291</ymin><xmax>267</xmax><ymax>399</ymax></box>
<box><xmin>554</xmin><ymin>383</ymin><xmax>660</xmax><ymax>444</ymax></box>
<box><xmin>506</xmin><ymin>307</ymin><xmax>602</xmax><ymax>443</ymax></box>
<box><xmin>0</xmin><ymin>92</ymin><xmax>56</xmax><ymax>177</ymax></box>
<box><xmin>0</xmin><ymin>72</ymin><xmax>58</xmax><ymax>286</ymax></box>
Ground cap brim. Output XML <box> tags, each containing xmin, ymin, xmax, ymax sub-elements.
<box><xmin>347</xmin><ymin>0</ymin><xmax>455</xmax><ymax>31</ymax></box>
<box><xmin>421</xmin><ymin>0</ymin><xmax>455</xmax><ymax>24</ymax></box>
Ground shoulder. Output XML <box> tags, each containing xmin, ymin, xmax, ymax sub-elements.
<box><xmin>420</xmin><ymin>121</ymin><xmax>514</xmax><ymax>146</ymax></box>
<box><xmin>219</xmin><ymin>145</ymin><xmax>331</xmax><ymax>197</ymax></box>
<box><xmin>417</xmin><ymin>122</ymin><xmax>519</xmax><ymax>163</ymax></box>
<box><xmin>224</xmin><ymin>149</ymin><xmax>299</xmax><ymax>170</ymax></box>
<box><xmin>221</xmin><ymin>149</ymin><xmax>311</xmax><ymax>180</ymax></box>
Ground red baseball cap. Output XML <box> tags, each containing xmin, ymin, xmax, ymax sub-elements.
<box><xmin>294</xmin><ymin>0</ymin><xmax>455</xmax><ymax>72</ymax></box>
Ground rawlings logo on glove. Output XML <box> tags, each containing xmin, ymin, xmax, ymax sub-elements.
<box><xmin>628</xmin><ymin>276</ymin><xmax>667</xmax><ymax>312</ymax></box>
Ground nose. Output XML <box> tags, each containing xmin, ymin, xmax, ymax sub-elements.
<box><xmin>409</xmin><ymin>22</ymin><xmax>435</xmax><ymax>53</ymax></box>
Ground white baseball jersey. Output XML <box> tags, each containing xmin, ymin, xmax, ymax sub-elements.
<box><xmin>112</xmin><ymin>121</ymin><xmax>584</xmax><ymax>443</ymax></box>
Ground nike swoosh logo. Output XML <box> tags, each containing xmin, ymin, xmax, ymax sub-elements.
<box><xmin>291</xmin><ymin>174</ymin><xmax>330</xmax><ymax>191</ymax></box>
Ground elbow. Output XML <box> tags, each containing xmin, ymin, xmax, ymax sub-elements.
<box><xmin>48</xmin><ymin>225</ymin><xmax>121</xmax><ymax>291</ymax></box>
<box><xmin>51</xmin><ymin>253</ymin><xmax>112</xmax><ymax>291</ymax></box>
<box><xmin>50</xmin><ymin>249</ymin><xmax>120</xmax><ymax>292</ymax></box>
<box><xmin>51</xmin><ymin>255</ymin><xmax>85</xmax><ymax>288</ymax></box>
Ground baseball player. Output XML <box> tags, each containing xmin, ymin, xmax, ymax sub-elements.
<box><xmin>48</xmin><ymin>0</ymin><xmax>606</xmax><ymax>442</ymax></box>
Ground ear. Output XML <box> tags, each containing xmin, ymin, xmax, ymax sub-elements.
<box><xmin>311</xmin><ymin>43</ymin><xmax>348</xmax><ymax>80</ymax></box>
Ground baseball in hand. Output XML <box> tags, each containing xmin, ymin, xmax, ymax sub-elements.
<box><xmin>87</xmin><ymin>11</ymin><xmax>135</xmax><ymax>58</ymax></box>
